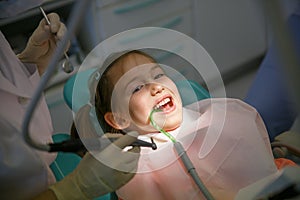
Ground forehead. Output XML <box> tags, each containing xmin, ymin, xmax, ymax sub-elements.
<box><xmin>107</xmin><ymin>52</ymin><xmax>156</xmax><ymax>84</ymax></box>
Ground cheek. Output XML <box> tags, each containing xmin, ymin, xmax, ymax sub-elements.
<box><xmin>128</xmin><ymin>92</ymin><xmax>151</xmax><ymax>125</ymax></box>
<box><xmin>162</xmin><ymin>80</ymin><xmax>182</xmax><ymax>105</ymax></box>
<box><xmin>112</xmin><ymin>96</ymin><xmax>129</xmax><ymax>116</ymax></box>
<box><xmin>111</xmin><ymin>86</ymin><xmax>129</xmax><ymax>114</ymax></box>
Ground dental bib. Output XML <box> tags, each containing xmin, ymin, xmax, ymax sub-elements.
<box><xmin>117</xmin><ymin>98</ymin><xmax>278</xmax><ymax>200</ymax></box>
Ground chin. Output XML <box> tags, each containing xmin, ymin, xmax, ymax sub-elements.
<box><xmin>163</xmin><ymin>118</ymin><xmax>182</xmax><ymax>132</ymax></box>
<box><xmin>164</xmin><ymin>125</ymin><xmax>180</xmax><ymax>132</ymax></box>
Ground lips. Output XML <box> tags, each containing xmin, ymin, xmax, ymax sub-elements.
<box><xmin>153</xmin><ymin>96</ymin><xmax>175</xmax><ymax>113</ymax></box>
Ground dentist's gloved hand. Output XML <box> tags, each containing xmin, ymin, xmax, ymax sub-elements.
<box><xmin>49</xmin><ymin>132</ymin><xmax>140</xmax><ymax>200</ymax></box>
<box><xmin>17</xmin><ymin>13</ymin><xmax>68</xmax><ymax>75</ymax></box>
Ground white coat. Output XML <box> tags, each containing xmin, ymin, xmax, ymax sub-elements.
<box><xmin>0</xmin><ymin>31</ymin><xmax>56</xmax><ymax>199</ymax></box>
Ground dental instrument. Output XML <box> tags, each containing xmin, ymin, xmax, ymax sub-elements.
<box><xmin>39</xmin><ymin>6</ymin><xmax>74</xmax><ymax>73</ymax></box>
<box><xmin>150</xmin><ymin>109</ymin><xmax>215</xmax><ymax>200</ymax></box>
<box><xmin>22</xmin><ymin>1</ymin><xmax>155</xmax><ymax>154</ymax></box>
<box><xmin>49</xmin><ymin>135</ymin><xmax>157</xmax><ymax>153</ymax></box>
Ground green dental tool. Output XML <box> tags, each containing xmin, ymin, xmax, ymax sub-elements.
<box><xmin>149</xmin><ymin>108</ymin><xmax>214</xmax><ymax>200</ymax></box>
<box><xmin>149</xmin><ymin>109</ymin><xmax>177</xmax><ymax>143</ymax></box>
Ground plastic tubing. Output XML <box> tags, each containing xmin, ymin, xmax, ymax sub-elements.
<box><xmin>149</xmin><ymin>109</ymin><xmax>214</xmax><ymax>200</ymax></box>
<box><xmin>150</xmin><ymin>109</ymin><xmax>177</xmax><ymax>143</ymax></box>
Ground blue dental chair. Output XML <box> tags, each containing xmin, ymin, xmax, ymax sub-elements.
<box><xmin>50</xmin><ymin>68</ymin><xmax>210</xmax><ymax>200</ymax></box>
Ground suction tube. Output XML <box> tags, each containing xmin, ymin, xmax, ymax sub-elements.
<box><xmin>150</xmin><ymin>109</ymin><xmax>214</xmax><ymax>200</ymax></box>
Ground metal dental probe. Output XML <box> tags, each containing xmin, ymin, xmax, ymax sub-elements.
<box><xmin>39</xmin><ymin>6</ymin><xmax>74</xmax><ymax>73</ymax></box>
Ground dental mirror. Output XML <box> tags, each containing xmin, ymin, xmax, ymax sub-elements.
<box><xmin>40</xmin><ymin>7</ymin><xmax>74</xmax><ymax>73</ymax></box>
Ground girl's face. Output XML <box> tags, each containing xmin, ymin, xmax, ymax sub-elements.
<box><xmin>108</xmin><ymin>53</ymin><xmax>182</xmax><ymax>134</ymax></box>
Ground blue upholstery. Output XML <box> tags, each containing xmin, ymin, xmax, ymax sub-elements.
<box><xmin>63</xmin><ymin>68</ymin><xmax>96</xmax><ymax>112</ymax></box>
<box><xmin>50</xmin><ymin>134</ymin><xmax>82</xmax><ymax>181</ymax></box>
<box><xmin>245</xmin><ymin>10</ymin><xmax>300</xmax><ymax>141</ymax></box>
<box><xmin>175</xmin><ymin>79</ymin><xmax>210</xmax><ymax>106</ymax></box>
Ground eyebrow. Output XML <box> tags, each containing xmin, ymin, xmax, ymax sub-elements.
<box><xmin>124</xmin><ymin>64</ymin><xmax>162</xmax><ymax>89</ymax></box>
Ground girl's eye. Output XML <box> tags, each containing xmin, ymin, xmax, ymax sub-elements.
<box><xmin>132</xmin><ymin>84</ymin><xmax>144</xmax><ymax>94</ymax></box>
<box><xmin>154</xmin><ymin>73</ymin><xmax>164</xmax><ymax>79</ymax></box>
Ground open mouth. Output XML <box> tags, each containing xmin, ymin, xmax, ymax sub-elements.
<box><xmin>153</xmin><ymin>97</ymin><xmax>175</xmax><ymax>113</ymax></box>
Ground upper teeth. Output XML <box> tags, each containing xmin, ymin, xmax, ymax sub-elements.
<box><xmin>154</xmin><ymin>97</ymin><xmax>171</xmax><ymax>110</ymax></box>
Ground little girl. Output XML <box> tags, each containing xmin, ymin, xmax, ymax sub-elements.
<box><xmin>73</xmin><ymin>50</ymin><xmax>287</xmax><ymax>199</ymax></box>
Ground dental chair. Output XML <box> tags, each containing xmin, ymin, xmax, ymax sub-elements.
<box><xmin>51</xmin><ymin>68</ymin><xmax>300</xmax><ymax>199</ymax></box>
<box><xmin>50</xmin><ymin>68</ymin><xmax>210</xmax><ymax>200</ymax></box>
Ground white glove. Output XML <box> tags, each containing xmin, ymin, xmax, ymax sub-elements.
<box><xmin>17</xmin><ymin>13</ymin><xmax>68</xmax><ymax>75</ymax></box>
<box><xmin>49</xmin><ymin>132</ymin><xmax>140</xmax><ymax>200</ymax></box>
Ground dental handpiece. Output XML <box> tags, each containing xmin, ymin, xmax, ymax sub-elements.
<box><xmin>48</xmin><ymin>137</ymin><xmax>157</xmax><ymax>152</ymax></box>
<box><xmin>39</xmin><ymin>7</ymin><xmax>74</xmax><ymax>73</ymax></box>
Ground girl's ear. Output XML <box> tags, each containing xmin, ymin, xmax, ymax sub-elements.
<box><xmin>104</xmin><ymin>112</ymin><xmax>130</xmax><ymax>130</ymax></box>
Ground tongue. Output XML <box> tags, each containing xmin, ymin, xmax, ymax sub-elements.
<box><xmin>161</xmin><ymin>101</ymin><xmax>173</xmax><ymax>111</ymax></box>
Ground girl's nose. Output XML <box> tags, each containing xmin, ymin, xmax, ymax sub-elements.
<box><xmin>150</xmin><ymin>84</ymin><xmax>164</xmax><ymax>95</ymax></box>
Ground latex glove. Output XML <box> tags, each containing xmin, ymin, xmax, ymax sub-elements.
<box><xmin>273</xmin><ymin>131</ymin><xmax>300</xmax><ymax>157</ymax></box>
<box><xmin>49</xmin><ymin>132</ymin><xmax>140</xmax><ymax>200</ymax></box>
<box><xmin>17</xmin><ymin>13</ymin><xmax>68</xmax><ymax>75</ymax></box>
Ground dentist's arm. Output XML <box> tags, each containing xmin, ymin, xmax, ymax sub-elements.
<box><xmin>34</xmin><ymin>132</ymin><xmax>140</xmax><ymax>200</ymax></box>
